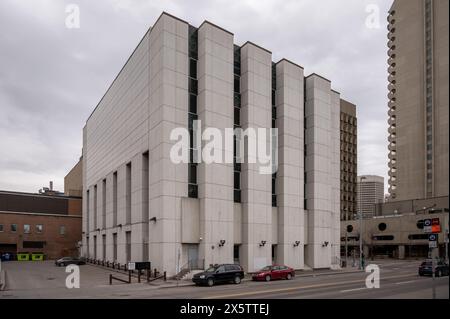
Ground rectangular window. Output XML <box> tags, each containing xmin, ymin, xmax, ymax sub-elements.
<box><xmin>234</xmin><ymin>171</ymin><xmax>240</xmax><ymax>189</ymax></box>
<box><xmin>189</xmin><ymin>94</ymin><xmax>197</xmax><ymax>114</ymax></box>
<box><xmin>188</xmin><ymin>164</ymin><xmax>197</xmax><ymax>184</ymax></box>
<box><xmin>94</xmin><ymin>185</ymin><xmax>98</xmax><ymax>230</ymax></box>
<box><xmin>60</xmin><ymin>225</ymin><xmax>66</xmax><ymax>236</ymax></box>
<box><xmin>113</xmin><ymin>233</ymin><xmax>117</xmax><ymax>261</ymax></box>
<box><xmin>36</xmin><ymin>224</ymin><xmax>43</xmax><ymax>233</ymax></box>
<box><xmin>126</xmin><ymin>162</ymin><xmax>132</xmax><ymax>225</ymax></box>
<box><xmin>86</xmin><ymin>190</ymin><xmax>90</xmax><ymax>232</ymax></box>
<box><xmin>234</xmin><ymin>75</ymin><xmax>240</xmax><ymax>93</ymax></box>
<box><xmin>142</xmin><ymin>152</ymin><xmax>150</xmax><ymax>223</ymax></box>
<box><xmin>23</xmin><ymin>241</ymin><xmax>45</xmax><ymax>249</ymax></box>
<box><xmin>189</xmin><ymin>78</ymin><xmax>198</xmax><ymax>95</ymax></box>
<box><xmin>126</xmin><ymin>231</ymin><xmax>131</xmax><ymax>262</ymax></box>
<box><xmin>102</xmin><ymin>234</ymin><xmax>106</xmax><ymax>261</ymax></box>
<box><xmin>189</xmin><ymin>59</ymin><xmax>197</xmax><ymax>79</ymax></box>
<box><xmin>113</xmin><ymin>171</ymin><xmax>118</xmax><ymax>227</ymax></box>
<box><xmin>0</xmin><ymin>224</ymin><xmax>3</xmax><ymax>232</ymax></box>
<box><xmin>11</xmin><ymin>224</ymin><xmax>17</xmax><ymax>232</ymax></box>
<box><xmin>24</xmin><ymin>224</ymin><xmax>30</xmax><ymax>234</ymax></box>
<box><xmin>102</xmin><ymin>179</ymin><xmax>106</xmax><ymax>229</ymax></box>
<box><xmin>93</xmin><ymin>235</ymin><xmax>97</xmax><ymax>260</ymax></box>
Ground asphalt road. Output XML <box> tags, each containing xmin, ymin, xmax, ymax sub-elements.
<box><xmin>0</xmin><ymin>259</ymin><xmax>448</xmax><ymax>299</ymax></box>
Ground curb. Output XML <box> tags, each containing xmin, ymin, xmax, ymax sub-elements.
<box><xmin>157</xmin><ymin>269</ymin><xmax>364</xmax><ymax>289</ymax></box>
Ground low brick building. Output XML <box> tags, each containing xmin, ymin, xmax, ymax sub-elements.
<box><xmin>0</xmin><ymin>190</ymin><xmax>82</xmax><ymax>260</ymax></box>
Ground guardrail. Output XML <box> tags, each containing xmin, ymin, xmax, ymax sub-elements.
<box><xmin>84</xmin><ymin>258</ymin><xmax>166</xmax><ymax>284</ymax></box>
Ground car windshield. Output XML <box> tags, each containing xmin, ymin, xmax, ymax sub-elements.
<box><xmin>421</xmin><ymin>262</ymin><xmax>432</xmax><ymax>266</ymax></box>
<box><xmin>260</xmin><ymin>266</ymin><xmax>272</xmax><ymax>271</ymax></box>
<box><xmin>205</xmin><ymin>266</ymin><xmax>218</xmax><ymax>273</ymax></box>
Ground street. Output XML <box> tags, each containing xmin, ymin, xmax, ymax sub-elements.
<box><xmin>0</xmin><ymin>259</ymin><xmax>448</xmax><ymax>299</ymax></box>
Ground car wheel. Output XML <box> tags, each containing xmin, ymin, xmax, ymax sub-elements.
<box><xmin>207</xmin><ymin>278</ymin><xmax>214</xmax><ymax>287</ymax></box>
<box><xmin>286</xmin><ymin>273</ymin><xmax>292</xmax><ymax>280</ymax></box>
<box><xmin>265</xmin><ymin>275</ymin><xmax>271</xmax><ymax>282</ymax></box>
<box><xmin>234</xmin><ymin>276</ymin><xmax>241</xmax><ymax>284</ymax></box>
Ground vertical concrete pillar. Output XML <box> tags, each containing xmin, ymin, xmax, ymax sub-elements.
<box><xmin>274</xmin><ymin>59</ymin><xmax>305</xmax><ymax>269</ymax></box>
<box><xmin>398</xmin><ymin>245</ymin><xmax>405</xmax><ymax>259</ymax></box>
<box><xmin>240</xmin><ymin>42</ymin><xmax>272</xmax><ymax>272</ymax></box>
<box><xmin>147</xmin><ymin>13</ymin><xmax>189</xmax><ymax>276</ymax></box>
<box><xmin>304</xmin><ymin>74</ymin><xmax>334</xmax><ymax>269</ymax></box>
<box><xmin>197</xmin><ymin>21</ymin><xmax>234</xmax><ymax>268</ymax></box>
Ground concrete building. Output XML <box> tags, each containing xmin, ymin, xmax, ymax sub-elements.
<box><xmin>81</xmin><ymin>12</ymin><xmax>352</xmax><ymax>275</ymax></box>
<box><xmin>0</xmin><ymin>190</ymin><xmax>82</xmax><ymax>259</ymax></box>
<box><xmin>387</xmin><ymin>0</ymin><xmax>449</xmax><ymax>201</ymax></box>
<box><xmin>65</xmin><ymin>157</ymin><xmax>83</xmax><ymax>197</ymax></box>
<box><xmin>341</xmin><ymin>197</ymin><xmax>449</xmax><ymax>259</ymax></box>
<box><xmin>340</xmin><ymin>100</ymin><xmax>357</xmax><ymax>221</ymax></box>
<box><xmin>357</xmin><ymin>175</ymin><xmax>384</xmax><ymax>218</ymax></box>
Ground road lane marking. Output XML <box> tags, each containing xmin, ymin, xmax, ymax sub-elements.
<box><xmin>340</xmin><ymin>287</ymin><xmax>367</xmax><ymax>293</ymax></box>
<box><xmin>395</xmin><ymin>280</ymin><xmax>418</xmax><ymax>285</ymax></box>
<box><xmin>202</xmin><ymin>273</ymin><xmax>415</xmax><ymax>299</ymax></box>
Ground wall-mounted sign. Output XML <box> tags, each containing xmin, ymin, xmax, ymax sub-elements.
<box><xmin>423</xmin><ymin>219</ymin><xmax>432</xmax><ymax>233</ymax></box>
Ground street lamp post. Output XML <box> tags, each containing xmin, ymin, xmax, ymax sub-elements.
<box><xmin>358</xmin><ymin>176</ymin><xmax>367</xmax><ymax>270</ymax></box>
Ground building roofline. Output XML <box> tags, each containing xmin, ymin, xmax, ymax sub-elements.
<box><xmin>86</xmin><ymin>27</ymin><xmax>151</xmax><ymax>123</ymax></box>
<box><xmin>86</xmin><ymin>12</ymin><xmax>191</xmax><ymax>123</ymax></box>
<box><xmin>331</xmin><ymin>89</ymin><xmax>340</xmax><ymax>95</ymax></box>
<box><xmin>0</xmin><ymin>190</ymin><xmax>82</xmax><ymax>200</ymax></box>
<box><xmin>241</xmin><ymin>41</ymin><xmax>272</xmax><ymax>54</ymax></box>
<box><xmin>0</xmin><ymin>210</ymin><xmax>82</xmax><ymax>218</ymax></box>
<box><xmin>305</xmin><ymin>73</ymin><xmax>331</xmax><ymax>83</ymax></box>
<box><xmin>198</xmin><ymin>20</ymin><xmax>234</xmax><ymax>36</ymax></box>
<box><xmin>275</xmin><ymin>58</ymin><xmax>304</xmax><ymax>70</ymax></box>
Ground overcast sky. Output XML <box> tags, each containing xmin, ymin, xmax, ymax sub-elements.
<box><xmin>0</xmin><ymin>0</ymin><xmax>392</xmax><ymax>194</ymax></box>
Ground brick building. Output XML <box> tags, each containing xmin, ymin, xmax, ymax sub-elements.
<box><xmin>0</xmin><ymin>190</ymin><xmax>82</xmax><ymax>259</ymax></box>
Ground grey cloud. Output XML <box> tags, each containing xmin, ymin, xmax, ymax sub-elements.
<box><xmin>0</xmin><ymin>0</ymin><xmax>392</xmax><ymax>193</ymax></box>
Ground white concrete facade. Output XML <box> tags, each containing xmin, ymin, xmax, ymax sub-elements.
<box><xmin>82</xmin><ymin>12</ymin><xmax>346</xmax><ymax>275</ymax></box>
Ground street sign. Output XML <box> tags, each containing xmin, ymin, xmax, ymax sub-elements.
<box><xmin>127</xmin><ymin>262</ymin><xmax>135</xmax><ymax>270</ymax></box>
<box><xmin>134</xmin><ymin>261</ymin><xmax>151</xmax><ymax>270</ymax></box>
<box><xmin>431</xmin><ymin>218</ymin><xmax>441</xmax><ymax>233</ymax></box>
<box><xmin>424</xmin><ymin>219</ymin><xmax>432</xmax><ymax>233</ymax></box>
<box><xmin>429</xmin><ymin>241</ymin><xmax>437</xmax><ymax>248</ymax></box>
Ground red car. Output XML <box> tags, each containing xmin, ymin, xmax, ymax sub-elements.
<box><xmin>252</xmin><ymin>265</ymin><xmax>295</xmax><ymax>281</ymax></box>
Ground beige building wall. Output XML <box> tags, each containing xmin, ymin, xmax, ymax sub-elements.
<box><xmin>387</xmin><ymin>0</ymin><xmax>449</xmax><ymax>201</ymax></box>
<box><xmin>64</xmin><ymin>158</ymin><xmax>82</xmax><ymax>197</ymax></box>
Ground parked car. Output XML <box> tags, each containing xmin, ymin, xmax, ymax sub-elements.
<box><xmin>252</xmin><ymin>265</ymin><xmax>295</xmax><ymax>281</ymax></box>
<box><xmin>418</xmin><ymin>260</ymin><xmax>449</xmax><ymax>277</ymax></box>
<box><xmin>192</xmin><ymin>264</ymin><xmax>244</xmax><ymax>287</ymax></box>
<box><xmin>55</xmin><ymin>257</ymin><xmax>86</xmax><ymax>267</ymax></box>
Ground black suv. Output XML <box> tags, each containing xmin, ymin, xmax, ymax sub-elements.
<box><xmin>192</xmin><ymin>264</ymin><xmax>244</xmax><ymax>287</ymax></box>
<box><xmin>418</xmin><ymin>260</ymin><xmax>449</xmax><ymax>277</ymax></box>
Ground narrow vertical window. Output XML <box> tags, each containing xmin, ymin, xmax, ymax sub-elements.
<box><xmin>126</xmin><ymin>162</ymin><xmax>132</xmax><ymax>224</ymax></box>
<box><xmin>113</xmin><ymin>172</ymin><xmax>117</xmax><ymax>227</ymax></box>
<box><xmin>102</xmin><ymin>179</ymin><xmax>106</xmax><ymax>229</ymax></box>
<box><xmin>94</xmin><ymin>185</ymin><xmax>97</xmax><ymax>229</ymax></box>
<box><xmin>86</xmin><ymin>189</ymin><xmax>90</xmax><ymax>232</ymax></box>
<box><xmin>233</xmin><ymin>45</ymin><xmax>241</xmax><ymax>203</ymax></box>
<box><xmin>188</xmin><ymin>25</ymin><xmax>198</xmax><ymax>198</ymax></box>
<box><xmin>271</xmin><ymin>62</ymin><xmax>277</xmax><ymax>207</ymax></box>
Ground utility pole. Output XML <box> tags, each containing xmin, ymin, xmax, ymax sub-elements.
<box><xmin>358</xmin><ymin>176</ymin><xmax>366</xmax><ymax>270</ymax></box>
<box><xmin>345</xmin><ymin>209</ymin><xmax>348</xmax><ymax>268</ymax></box>
<box><xmin>445</xmin><ymin>228</ymin><xmax>449</xmax><ymax>264</ymax></box>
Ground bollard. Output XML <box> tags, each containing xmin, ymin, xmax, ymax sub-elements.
<box><xmin>109</xmin><ymin>274</ymin><xmax>112</xmax><ymax>285</ymax></box>
<box><xmin>164</xmin><ymin>271</ymin><xmax>166</xmax><ymax>281</ymax></box>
